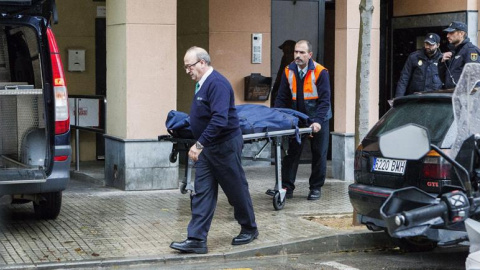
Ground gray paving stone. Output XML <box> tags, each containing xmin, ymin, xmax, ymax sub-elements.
<box><xmin>0</xmin><ymin>163</ymin><xmax>367</xmax><ymax>268</ymax></box>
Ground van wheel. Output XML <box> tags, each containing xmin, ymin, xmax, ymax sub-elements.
<box><xmin>33</xmin><ymin>191</ymin><xmax>62</xmax><ymax>220</ymax></box>
<box><xmin>394</xmin><ymin>236</ymin><xmax>437</xmax><ymax>252</ymax></box>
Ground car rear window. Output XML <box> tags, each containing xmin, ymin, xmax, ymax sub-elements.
<box><xmin>367</xmin><ymin>99</ymin><xmax>454</xmax><ymax>144</ymax></box>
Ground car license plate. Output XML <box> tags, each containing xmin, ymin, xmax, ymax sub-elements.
<box><xmin>372</xmin><ymin>157</ymin><xmax>406</xmax><ymax>174</ymax></box>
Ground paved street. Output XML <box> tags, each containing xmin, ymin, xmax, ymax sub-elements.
<box><xmin>0</xmin><ymin>164</ymin><xmax>364</xmax><ymax>268</ymax></box>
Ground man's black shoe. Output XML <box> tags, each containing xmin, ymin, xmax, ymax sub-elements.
<box><xmin>170</xmin><ymin>239</ymin><xmax>208</xmax><ymax>254</ymax></box>
<box><xmin>232</xmin><ymin>230</ymin><xmax>259</xmax><ymax>245</ymax></box>
<box><xmin>265</xmin><ymin>189</ymin><xmax>275</xmax><ymax>196</ymax></box>
<box><xmin>307</xmin><ymin>189</ymin><xmax>321</xmax><ymax>200</ymax></box>
<box><xmin>286</xmin><ymin>192</ymin><xmax>293</xmax><ymax>199</ymax></box>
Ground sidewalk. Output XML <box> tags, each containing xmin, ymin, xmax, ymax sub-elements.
<box><xmin>0</xmin><ymin>162</ymin><xmax>391</xmax><ymax>269</ymax></box>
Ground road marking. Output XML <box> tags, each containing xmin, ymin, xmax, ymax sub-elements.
<box><xmin>318</xmin><ymin>261</ymin><xmax>360</xmax><ymax>270</ymax></box>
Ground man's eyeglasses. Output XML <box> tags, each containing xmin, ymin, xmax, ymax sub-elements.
<box><xmin>184</xmin><ymin>60</ymin><xmax>201</xmax><ymax>70</ymax></box>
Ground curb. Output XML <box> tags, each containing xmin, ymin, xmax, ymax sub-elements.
<box><xmin>0</xmin><ymin>232</ymin><xmax>394</xmax><ymax>269</ymax></box>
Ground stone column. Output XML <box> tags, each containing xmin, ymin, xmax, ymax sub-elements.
<box><xmin>332</xmin><ymin>0</ymin><xmax>379</xmax><ymax>181</ymax></box>
<box><xmin>104</xmin><ymin>0</ymin><xmax>178</xmax><ymax>190</ymax></box>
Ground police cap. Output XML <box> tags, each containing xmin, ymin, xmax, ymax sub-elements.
<box><xmin>443</xmin><ymin>21</ymin><xmax>468</xmax><ymax>33</ymax></box>
<box><xmin>424</xmin><ymin>33</ymin><xmax>440</xmax><ymax>45</ymax></box>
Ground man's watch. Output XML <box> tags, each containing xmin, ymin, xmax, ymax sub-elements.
<box><xmin>195</xmin><ymin>141</ymin><xmax>204</xmax><ymax>150</ymax></box>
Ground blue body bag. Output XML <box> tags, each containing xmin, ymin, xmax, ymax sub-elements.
<box><xmin>236</xmin><ymin>104</ymin><xmax>309</xmax><ymax>134</ymax></box>
<box><xmin>165</xmin><ymin>104</ymin><xmax>310</xmax><ymax>140</ymax></box>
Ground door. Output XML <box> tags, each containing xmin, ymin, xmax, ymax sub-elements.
<box><xmin>271</xmin><ymin>0</ymin><xmax>323</xmax><ymax>90</ymax></box>
<box><xmin>271</xmin><ymin>0</ymin><xmax>329</xmax><ymax>160</ymax></box>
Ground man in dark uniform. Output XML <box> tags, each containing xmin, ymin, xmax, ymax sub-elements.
<box><xmin>395</xmin><ymin>33</ymin><xmax>443</xmax><ymax>97</ymax></box>
<box><xmin>170</xmin><ymin>46</ymin><xmax>258</xmax><ymax>254</ymax></box>
<box><xmin>441</xmin><ymin>21</ymin><xmax>480</xmax><ymax>89</ymax></box>
<box><xmin>274</xmin><ymin>40</ymin><xmax>331</xmax><ymax>201</ymax></box>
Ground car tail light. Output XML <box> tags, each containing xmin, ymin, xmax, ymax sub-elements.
<box><xmin>354</xmin><ymin>144</ymin><xmax>363</xmax><ymax>171</ymax></box>
<box><xmin>47</xmin><ymin>28</ymin><xmax>69</xmax><ymax>135</ymax></box>
<box><xmin>421</xmin><ymin>150</ymin><xmax>451</xmax><ymax>180</ymax></box>
<box><xmin>54</xmin><ymin>156</ymin><xmax>68</xmax><ymax>162</ymax></box>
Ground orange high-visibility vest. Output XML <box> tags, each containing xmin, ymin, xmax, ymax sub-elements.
<box><xmin>285</xmin><ymin>62</ymin><xmax>325</xmax><ymax>100</ymax></box>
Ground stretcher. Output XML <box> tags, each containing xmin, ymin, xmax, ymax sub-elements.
<box><xmin>158</xmin><ymin>127</ymin><xmax>313</xmax><ymax>210</ymax></box>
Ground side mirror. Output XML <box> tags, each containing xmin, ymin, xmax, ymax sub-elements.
<box><xmin>379</xmin><ymin>124</ymin><xmax>431</xmax><ymax>160</ymax></box>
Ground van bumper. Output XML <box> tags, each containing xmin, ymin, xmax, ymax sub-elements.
<box><xmin>0</xmin><ymin>145</ymin><xmax>71</xmax><ymax>195</ymax></box>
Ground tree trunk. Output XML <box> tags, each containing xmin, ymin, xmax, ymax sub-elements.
<box><xmin>353</xmin><ymin>0</ymin><xmax>374</xmax><ymax>226</ymax></box>
<box><xmin>354</xmin><ymin>0</ymin><xmax>374</xmax><ymax>147</ymax></box>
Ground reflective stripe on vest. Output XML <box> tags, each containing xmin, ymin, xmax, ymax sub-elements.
<box><xmin>286</xmin><ymin>62</ymin><xmax>325</xmax><ymax>100</ymax></box>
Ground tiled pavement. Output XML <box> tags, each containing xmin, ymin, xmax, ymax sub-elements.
<box><xmin>0</xmin><ymin>163</ymin><xmax>364</xmax><ymax>268</ymax></box>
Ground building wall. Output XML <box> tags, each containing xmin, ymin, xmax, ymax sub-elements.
<box><xmin>331</xmin><ymin>0</ymin><xmax>380</xmax><ymax>181</ymax></box>
<box><xmin>393</xmin><ymin>0</ymin><xmax>476</xmax><ymax>16</ymax></box>
<box><xmin>177</xmin><ymin>0</ymin><xmax>271</xmax><ymax>114</ymax></box>
<box><xmin>55</xmin><ymin>0</ymin><xmax>480</xmax><ymax>165</ymax></box>
<box><xmin>53</xmin><ymin>1</ymin><xmax>104</xmax><ymax>161</ymax></box>
<box><xmin>177</xmin><ymin>0</ymin><xmax>209</xmax><ymax>113</ymax></box>
<box><xmin>103</xmin><ymin>0</ymin><xmax>179</xmax><ymax>190</ymax></box>
<box><xmin>209</xmin><ymin>0</ymin><xmax>271</xmax><ymax>106</ymax></box>
<box><xmin>53</xmin><ymin>1</ymin><xmax>102</xmax><ymax>96</ymax></box>
<box><xmin>394</xmin><ymin>0</ymin><xmax>480</xmax><ymax>45</ymax></box>
<box><xmin>106</xmin><ymin>0</ymin><xmax>177</xmax><ymax>140</ymax></box>
<box><xmin>56</xmin><ymin>0</ymin><xmax>272</xmax><ymax>161</ymax></box>
<box><xmin>334</xmin><ymin>0</ymin><xmax>380</xmax><ymax>134</ymax></box>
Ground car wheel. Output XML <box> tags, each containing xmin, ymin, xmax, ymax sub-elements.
<box><xmin>33</xmin><ymin>191</ymin><xmax>62</xmax><ymax>220</ymax></box>
<box><xmin>394</xmin><ymin>236</ymin><xmax>438</xmax><ymax>252</ymax></box>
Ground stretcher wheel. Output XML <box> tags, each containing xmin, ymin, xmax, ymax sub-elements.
<box><xmin>180</xmin><ymin>182</ymin><xmax>188</xmax><ymax>194</ymax></box>
<box><xmin>169</xmin><ymin>152</ymin><xmax>178</xmax><ymax>163</ymax></box>
<box><xmin>273</xmin><ymin>192</ymin><xmax>285</xmax><ymax>210</ymax></box>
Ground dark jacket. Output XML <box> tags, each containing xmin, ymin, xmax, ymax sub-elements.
<box><xmin>189</xmin><ymin>70</ymin><xmax>242</xmax><ymax>147</ymax></box>
<box><xmin>395</xmin><ymin>49</ymin><xmax>442</xmax><ymax>97</ymax></box>
<box><xmin>440</xmin><ymin>38</ymin><xmax>480</xmax><ymax>89</ymax></box>
<box><xmin>274</xmin><ymin>59</ymin><xmax>332</xmax><ymax>124</ymax></box>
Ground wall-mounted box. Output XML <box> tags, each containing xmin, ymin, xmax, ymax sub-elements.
<box><xmin>244</xmin><ymin>73</ymin><xmax>271</xmax><ymax>101</ymax></box>
<box><xmin>68</xmin><ymin>49</ymin><xmax>85</xmax><ymax>72</ymax></box>
<box><xmin>97</xmin><ymin>6</ymin><xmax>106</xmax><ymax>18</ymax></box>
<box><xmin>252</xmin><ymin>33</ymin><xmax>262</xmax><ymax>64</ymax></box>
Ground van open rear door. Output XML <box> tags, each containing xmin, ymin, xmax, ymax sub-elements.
<box><xmin>0</xmin><ymin>0</ymin><xmax>57</xmax><ymax>24</ymax></box>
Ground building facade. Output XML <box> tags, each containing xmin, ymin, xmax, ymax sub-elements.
<box><xmin>52</xmin><ymin>0</ymin><xmax>480</xmax><ymax>189</ymax></box>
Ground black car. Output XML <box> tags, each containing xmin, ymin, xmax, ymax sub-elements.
<box><xmin>0</xmin><ymin>0</ymin><xmax>71</xmax><ymax>219</ymax></box>
<box><xmin>348</xmin><ymin>90</ymin><xmax>458</xmax><ymax>250</ymax></box>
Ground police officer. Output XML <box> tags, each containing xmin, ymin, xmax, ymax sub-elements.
<box><xmin>441</xmin><ymin>21</ymin><xmax>480</xmax><ymax>89</ymax></box>
<box><xmin>395</xmin><ymin>33</ymin><xmax>442</xmax><ymax>97</ymax></box>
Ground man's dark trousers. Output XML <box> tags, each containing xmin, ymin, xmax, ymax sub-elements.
<box><xmin>187</xmin><ymin>134</ymin><xmax>257</xmax><ymax>240</ymax></box>
<box><xmin>281</xmin><ymin>118</ymin><xmax>330</xmax><ymax>192</ymax></box>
